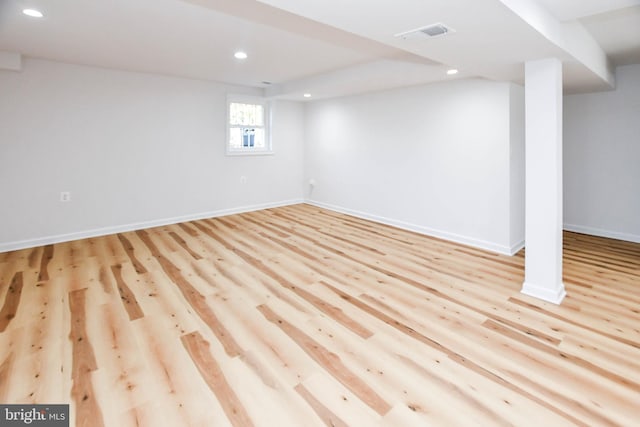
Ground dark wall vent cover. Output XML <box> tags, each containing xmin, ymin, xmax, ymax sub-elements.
<box><xmin>395</xmin><ymin>23</ymin><xmax>455</xmax><ymax>40</ymax></box>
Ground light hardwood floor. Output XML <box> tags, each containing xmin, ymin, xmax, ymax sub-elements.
<box><xmin>0</xmin><ymin>204</ymin><xmax>638</xmax><ymax>426</ymax></box>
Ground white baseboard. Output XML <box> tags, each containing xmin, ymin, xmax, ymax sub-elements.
<box><xmin>510</xmin><ymin>240</ymin><xmax>525</xmax><ymax>255</ymax></box>
<box><xmin>11</xmin><ymin>201</ymin><xmax>629</xmax><ymax>255</ymax></box>
<box><xmin>564</xmin><ymin>223</ymin><xmax>640</xmax><ymax>244</ymax></box>
<box><xmin>0</xmin><ymin>199</ymin><xmax>303</xmax><ymax>253</ymax></box>
<box><xmin>305</xmin><ymin>199</ymin><xmax>518</xmax><ymax>255</ymax></box>
<box><xmin>521</xmin><ymin>281</ymin><xmax>567</xmax><ymax>305</ymax></box>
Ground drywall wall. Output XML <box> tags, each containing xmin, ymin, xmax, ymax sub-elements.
<box><xmin>0</xmin><ymin>58</ymin><xmax>304</xmax><ymax>251</ymax></box>
<box><xmin>564</xmin><ymin>64</ymin><xmax>640</xmax><ymax>243</ymax></box>
<box><xmin>509</xmin><ymin>83</ymin><xmax>526</xmax><ymax>253</ymax></box>
<box><xmin>304</xmin><ymin>79</ymin><xmax>524</xmax><ymax>254</ymax></box>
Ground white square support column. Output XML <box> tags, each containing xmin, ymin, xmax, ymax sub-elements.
<box><xmin>521</xmin><ymin>58</ymin><xmax>566</xmax><ymax>304</ymax></box>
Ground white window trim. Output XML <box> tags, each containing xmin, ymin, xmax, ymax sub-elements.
<box><xmin>226</xmin><ymin>94</ymin><xmax>274</xmax><ymax>156</ymax></box>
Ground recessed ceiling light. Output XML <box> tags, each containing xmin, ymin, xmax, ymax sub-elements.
<box><xmin>234</xmin><ymin>51</ymin><xmax>248</xmax><ymax>60</ymax></box>
<box><xmin>303</xmin><ymin>93</ymin><xmax>311</xmax><ymax>98</ymax></box>
<box><xmin>447</xmin><ymin>69</ymin><xmax>459</xmax><ymax>75</ymax></box>
<box><xmin>22</xmin><ymin>8</ymin><xmax>43</xmax><ymax>18</ymax></box>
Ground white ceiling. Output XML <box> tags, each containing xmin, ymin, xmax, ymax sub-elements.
<box><xmin>1</xmin><ymin>0</ymin><xmax>639</xmax><ymax>100</ymax></box>
<box><xmin>581</xmin><ymin>5</ymin><xmax>640</xmax><ymax>66</ymax></box>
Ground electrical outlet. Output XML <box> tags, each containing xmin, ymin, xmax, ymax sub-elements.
<box><xmin>60</xmin><ymin>191</ymin><xmax>71</xmax><ymax>202</ymax></box>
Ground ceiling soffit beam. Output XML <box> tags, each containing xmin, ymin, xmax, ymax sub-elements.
<box><xmin>264</xmin><ymin>58</ymin><xmax>447</xmax><ymax>100</ymax></box>
<box><xmin>182</xmin><ymin>0</ymin><xmax>399</xmax><ymax>57</ymax></box>
<box><xmin>499</xmin><ymin>0</ymin><xmax>615</xmax><ymax>89</ymax></box>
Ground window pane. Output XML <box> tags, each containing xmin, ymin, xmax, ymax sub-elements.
<box><xmin>230</xmin><ymin>103</ymin><xmax>243</xmax><ymax>125</ymax></box>
<box><xmin>229</xmin><ymin>127</ymin><xmax>242</xmax><ymax>149</ymax></box>
<box><xmin>255</xmin><ymin>105</ymin><xmax>264</xmax><ymax>126</ymax></box>
<box><xmin>230</xmin><ymin>102</ymin><xmax>264</xmax><ymax>126</ymax></box>
<box><xmin>227</xmin><ymin>99</ymin><xmax>269</xmax><ymax>153</ymax></box>
<box><xmin>253</xmin><ymin>128</ymin><xmax>265</xmax><ymax>148</ymax></box>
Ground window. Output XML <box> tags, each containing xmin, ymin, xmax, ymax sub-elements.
<box><xmin>227</xmin><ymin>96</ymin><xmax>272</xmax><ymax>155</ymax></box>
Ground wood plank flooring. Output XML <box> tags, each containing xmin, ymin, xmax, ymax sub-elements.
<box><xmin>0</xmin><ymin>204</ymin><xmax>638</xmax><ymax>426</ymax></box>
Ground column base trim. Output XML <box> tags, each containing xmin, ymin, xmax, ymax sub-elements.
<box><xmin>521</xmin><ymin>281</ymin><xmax>566</xmax><ymax>305</ymax></box>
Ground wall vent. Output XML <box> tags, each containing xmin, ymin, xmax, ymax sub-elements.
<box><xmin>395</xmin><ymin>23</ymin><xmax>455</xmax><ymax>40</ymax></box>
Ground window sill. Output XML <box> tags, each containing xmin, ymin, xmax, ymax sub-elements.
<box><xmin>225</xmin><ymin>150</ymin><xmax>275</xmax><ymax>157</ymax></box>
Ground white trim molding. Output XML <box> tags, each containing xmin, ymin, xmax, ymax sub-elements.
<box><xmin>305</xmin><ymin>199</ymin><xmax>518</xmax><ymax>255</ymax></box>
<box><xmin>521</xmin><ymin>281</ymin><xmax>567</xmax><ymax>305</ymax></box>
<box><xmin>564</xmin><ymin>223</ymin><xmax>640</xmax><ymax>244</ymax></box>
<box><xmin>510</xmin><ymin>240</ymin><xmax>525</xmax><ymax>255</ymax></box>
<box><xmin>0</xmin><ymin>199</ymin><xmax>303</xmax><ymax>253</ymax></box>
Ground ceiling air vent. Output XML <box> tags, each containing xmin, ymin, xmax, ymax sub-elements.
<box><xmin>395</xmin><ymin>23</ymin><xmax>455</xmax><ymax>40</ymax></box>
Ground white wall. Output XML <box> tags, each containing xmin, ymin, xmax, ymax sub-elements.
<box><xmin>304</xmin><ymin>79</ymin><xmax>525</xmax><ymax>254</ymax></box>
<box><xmin>18</xmin><ymin>57</ymin><xmax>638</xmax><ymax>253</ymax></box>
<box><xmin>564</xmin><ymin>64</ymin><xmax>640</xmax><ymax>243</ymax></box>
<box><xmin>0</xmin><ymin>58</ymin><xmax>304</xmax><ymax>251</ymax></box>
<box><xmin>509</xmin><ymin>83</ymin><xmax>526</xmax><ymax>252</ymax></box>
